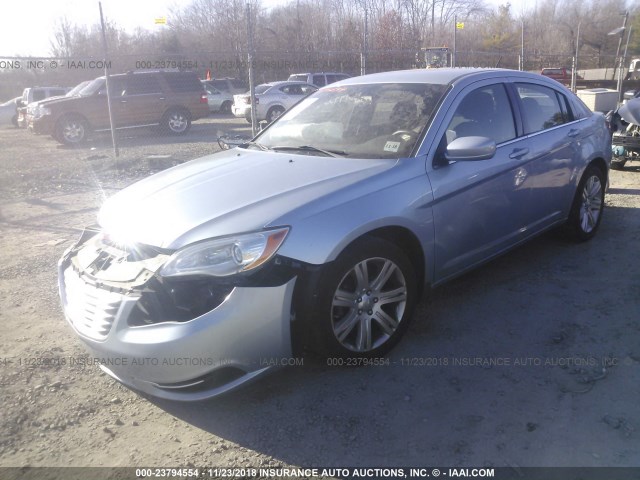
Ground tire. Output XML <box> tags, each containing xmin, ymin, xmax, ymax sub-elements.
<box><xmin>220</xmin><ymin>101</ymin><xmax>232</xmax><ymax>114</ymax></box>
<box><xmin>266</xmin><ymin>106</ymin><xmax>285</xmax><ymax>123</ymax></box>
<box><xmin>54</xmin><ymin>115</ymin><xmax>89</xmax><ymax>145</ymax></box>
<box><xmin>306</xmin><ymin>237</ymin><xmax>417</xmax><ymax>358</ymax></box>
<box><xmin>565</xmin><ymin>165</ymin><xmax>606</xmax><ymax>242</ymax></box>
<box><xmin>162</xmin><ymin>109</ymin><xmax>191</xmax><ymax>135</ymax></box>
<box><xmin>611</xmin><ymin>158</ymin><xmax>627</xmax><ymax>170</ymax></box>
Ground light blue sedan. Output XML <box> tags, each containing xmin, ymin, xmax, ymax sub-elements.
<box><xmin>58</xmin><ymin>68</ymin><xmax>611</xmax><ymax>400</ymax></box>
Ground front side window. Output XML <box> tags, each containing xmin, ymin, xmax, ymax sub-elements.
<box><xmin>516</xmin><ymin>83</ymin><xmax>567</xmax><ymax>134</ymax></box>
<box><xmin>253</xmin><ymin>82</ymin><xmax>448</xmax><ymax>159</ymax></box>
<box><xmin>444</xmin><ymin>83</ymin><xmax>516</xmax><ymax>146</ymax></box>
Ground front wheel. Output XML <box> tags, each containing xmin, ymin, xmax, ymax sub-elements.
<box><xmin>307</xmin><ymin>238</ymin><xmax>417</xmax><ymax>358</ymax></box>
<box><xmin>565</xmin><ymin>165</ymin><xmax>606</xmax><ymax>241</ymax></box>
<box><xmin>55</xmin><ymin>116</ymin><xmax>89</xmax><ymax>145</ymax></box>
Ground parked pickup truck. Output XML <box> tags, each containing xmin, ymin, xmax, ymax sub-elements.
<box><xmin>540</xmin><ymin>67</ymin><xmax>583</xmax><ymax>84</ymax></box>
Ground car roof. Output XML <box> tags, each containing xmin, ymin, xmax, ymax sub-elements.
<box><xmin>335</xmin><ymin>68</ymin><xmax>526</xmax><ymax>86</ymax></box>
<box><xmin>290</xmin><ymin>72</ymin><xmax>349</xmax><ymax>76</ymax></box>
<box><xmin>261</xmin><ymin>81</ymin><xmax>316</xmax><ymax>87</ymax></box>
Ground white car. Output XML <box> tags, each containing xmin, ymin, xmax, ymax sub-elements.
<box><xmin>232</xmin><ymin>81</ymin><xmax>317</xmax><ymax>123</ymax></box>
<box><xmin>202</xmin><ymin>84</ymin><xmax>234</xmax><ymax>113</ymax></box>
<box><xmin>0</xmin><ymin>97</ymin><xmax>21</xmax><ymax>127</ymax></box>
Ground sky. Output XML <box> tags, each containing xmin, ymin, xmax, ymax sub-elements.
<box><xmin>0</xmin><ymin>0</ymin><xmax>523</xmax><ymax>58</ymax></box>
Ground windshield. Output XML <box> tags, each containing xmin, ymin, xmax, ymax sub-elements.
<box><xmin>78</xmin><ymin>78</ymin><xmax>105</xmax><ymax>96</ymax></box>
<box><xmin>66</xmin><ymin>81</ymin><xmax>90</xmax><ymax>97</ymax></box>
<box><xmin>253</xmin><ymin>82</ymin><xmax>447</xmax><ymax>159</ymax></box>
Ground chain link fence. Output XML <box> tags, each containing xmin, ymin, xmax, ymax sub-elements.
<box><xmin>0</xmin><ymin>48</ymin><xmax>633</xmax><ymax>156</ymax></box>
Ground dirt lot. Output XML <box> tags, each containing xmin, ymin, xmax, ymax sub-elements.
<box><xmin>0</xmin><ymin>117</ymin><xmax>639</xmax><ymax>476</ymax></box>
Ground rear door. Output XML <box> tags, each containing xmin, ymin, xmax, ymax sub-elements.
<box><xmin>510</xmin><ymin>82</ymin><xmax>581</xmax><ymax>229</ymax></box>
<box><xmin>116</xmin><ymin>75</ymin><xmax>165</xmax><ymax>126</ymax></box>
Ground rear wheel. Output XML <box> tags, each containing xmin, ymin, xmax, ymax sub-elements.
<box><xmin>266</xmin><ymin>106</ymin><xmax>285</xmax><ymax>123</ymax></box>
<box><xmin>611</xmin><ymin>158</ymin><xmax>627</xmax><ymax>170</ymax></box>
<box><xmin>55</xmin><ymin>115</ymin><xmax>89</xmax><ymax>145</ymax></box>
<box><xmin>162</xmin><ymin>108</ymin><xmax>191</xmax><ymax>135</ymax></box>
<box><xmin>306</xmin><ymin>238</ymin><xmax>417</xmax><ymax>358</ymax></box>
<box><xmin>220</xmin><ymin>101</ymin><xmax>232</xmax><ymax>114</ymax></box>
<box><xmin>565</xmin><ymin>165</ymin><xmax>606</xmax><ymax>241</ymax></box>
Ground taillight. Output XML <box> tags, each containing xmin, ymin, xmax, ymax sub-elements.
<box><xmin>200</xmin><ymin>94</ymin><xmax>208</xmax><ymax>104</ymax></box>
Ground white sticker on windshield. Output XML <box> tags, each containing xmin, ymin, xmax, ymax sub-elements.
<box><xmin>384</xmin><ymin>141</ymin><xmax>400</xmax><ymax>152</ymax></box>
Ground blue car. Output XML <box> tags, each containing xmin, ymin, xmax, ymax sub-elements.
<box><xmin>58</xmin><ymin>68</ymin><xmax>611</xmax><ymax>400</ymax></box>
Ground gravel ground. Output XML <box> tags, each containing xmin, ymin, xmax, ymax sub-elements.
<box><xmin>0</xmin><ymin>117</ymin><xmax>639</xmax><ymax>477</ymax></box>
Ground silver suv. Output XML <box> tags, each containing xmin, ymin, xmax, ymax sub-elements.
<box><xmin>287</xmin><ymin>72</ymin><xmax>350</xmax><ymax>87</ymax></box>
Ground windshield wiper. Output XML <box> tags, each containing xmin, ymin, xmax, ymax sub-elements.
<box><xmin>271</xmin><ymin>145</ymin><xmax>348</xmax><ymax>157</ymax></box>
<box><xmin>239</xmin><ymin>141</ymin><xmax>271</xmax><ymax>151</ymax></box>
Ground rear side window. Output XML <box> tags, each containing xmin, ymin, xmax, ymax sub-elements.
<box><xmin>125</xmin><ymin>76</ymin><xmax>162</xmax><ymax>95</ymax></box>
<box><xmin>161</xmin><ymin>73</ymin><xmax>203</xmax><ymax>93</ymax></box>
<box><xmin>516</xmin><ymin>83</ymin><xmax>567</xmax><ymax>134</ymax></box>
<box><xmin>280</xmin><ymin>84</ymin><xmax>304</xmax><ymax>95</ymax></box>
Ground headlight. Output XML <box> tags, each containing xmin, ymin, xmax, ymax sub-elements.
<box><xmin>160</xmin><ymin>227</ymin><xmax>289</xmax><ymax>278</ymax></box>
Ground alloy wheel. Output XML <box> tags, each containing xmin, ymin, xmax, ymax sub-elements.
<box><xmin>331</xmin><ymin>257</ymin><xmax>408</xmax><ymax>352</ymax></box>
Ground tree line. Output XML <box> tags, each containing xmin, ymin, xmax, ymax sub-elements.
<box><xmin>1</xmin><ymin>0</ymin><xmax>639</xmax><ymax>99</ymax></box>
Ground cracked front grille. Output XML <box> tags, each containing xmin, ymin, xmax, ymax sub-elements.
<box><xmin>63</xmin><ymin>267</ymin><xmax>124</xmax><ymax>340</ymax></box>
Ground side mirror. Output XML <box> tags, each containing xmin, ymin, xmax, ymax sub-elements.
<box><xmin>444</xmin><ymin>136</ymin><xmax>496</xmax><ymax>162</ymax></box>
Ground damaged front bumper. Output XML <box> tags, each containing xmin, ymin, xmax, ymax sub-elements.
<box><xmin>58</xmin><ymin>228</ymin><xmax>297</xmax><ymax>401</ymax></box>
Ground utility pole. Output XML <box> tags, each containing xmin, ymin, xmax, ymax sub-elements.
<box><xmin>99</xmin><ymin>2</ymin><xmax>119</xmax><ymax>159</ymax></box>
<box><xmin>571</xmin><ymin>21</ymin><xmax>581</xmax><ymax>93</ymax></box>
<box><xmin>453</xmin><ymin>15</ymin><xmax>457</xmax><ymax>67</ymax></box>
<box><xmin>612</xmin><ymin>11</ymin><xmax>628</xmax><ymax>81</ymax></box>
<box><xmin>361</xmin><ymin>2</ymin><xmax>368</xmax><ymax>75</ymax></box>
<box><xmin>520</xmin><ymin>19</ymin><xmax>524</xmax><ymax>71</ymax></box>
<box><xmin>246</xmin><ymin>3</ymin><xmax>257</xmax><ymax>136</ymax></box>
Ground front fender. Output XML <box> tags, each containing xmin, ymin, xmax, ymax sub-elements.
<box><xmin>275</xmin><ymin>173</ymin><xmax>435</xmax><ymax>283</ymax></box>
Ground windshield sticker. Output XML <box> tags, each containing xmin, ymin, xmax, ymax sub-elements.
<box><xmin>384</xmin><ymin>141</ymin><xmax>400</xmax><ymax>152</ymax></box>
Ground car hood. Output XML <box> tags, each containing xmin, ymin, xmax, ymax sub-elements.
<box><xmin>98</xmin><ymin>148</ymin><xmax>395</xmax><ymax>249</ymax></box>
<box><xmin>618</xmin><ymin>97</ymin><xmax>640</xmax><ymax>125</ymax></box>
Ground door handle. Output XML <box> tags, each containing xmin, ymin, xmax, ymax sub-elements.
<box><xmin>120</xmin><ymin>100</ymin><xmax>127</xmax><ymax>103</ymax></box>
<box><xmin>509</xmin><ymin>148</ymin><xmax>529</xmax><ymax>159</ymax></box>
<box><xmin>568</xmin><ymin>128</ymin><xmax>580</xmax><ymax>137</ymax></box>
<box><xmin>159</xmin><ymin>97</ymin><xmax>166</xmax><ymax>100</ymax></box>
